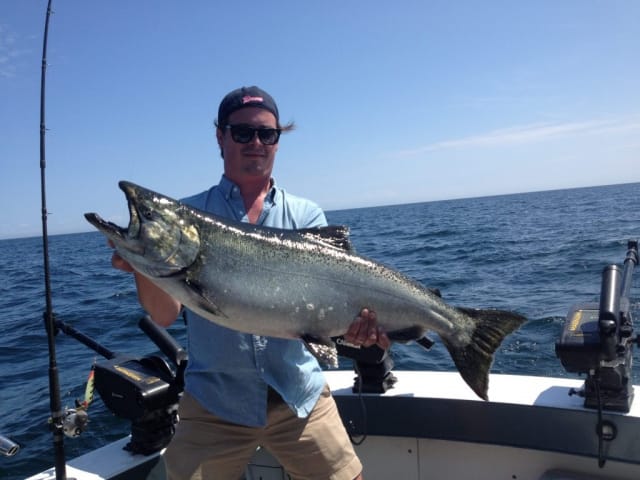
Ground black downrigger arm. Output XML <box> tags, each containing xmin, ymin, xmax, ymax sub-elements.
<box><xmin>52</xmin><ymin>316</ymin><xmax>116</xmax><ymax>360</ymax></box>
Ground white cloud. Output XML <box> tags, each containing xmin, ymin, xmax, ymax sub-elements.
<box><xmin>394</xmin><ymin>117</ymin><xmax>640</xmax><ymax>157</ymax></box>
<box><xmin>0</xmin><ymin>23</ymin><xmax>31</xmax><ymax>79</ymax></box>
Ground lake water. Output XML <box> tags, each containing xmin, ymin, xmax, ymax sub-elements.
<box><xmin>2</xmin><ymin>182</ymin><xmax>639</xmax><ymax>479</ymax></box>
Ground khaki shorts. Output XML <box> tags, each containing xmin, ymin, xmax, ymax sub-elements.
<box><xmin>164</xmin><ymin>384</ymin><xmax>362</xmax><ymax>480</ymax></box>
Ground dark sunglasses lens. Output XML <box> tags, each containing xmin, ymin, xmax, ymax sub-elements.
<box><xmin>257</xmin><ymin>129</ymin><xmax>280</xmax><ymax>145</ymax></box>
<box><xmin>228</xmin><ymin>126</ymin><xmax>280</xmax><ymax>145</ymax></box>
<box><xmin>230</xmin><ymin>126</ymin><xmax>254</xmax><ymax>144</ymax></box>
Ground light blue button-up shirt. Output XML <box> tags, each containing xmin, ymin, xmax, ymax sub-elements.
<box><xmin>179</xmin><ymin>175</ymin><xmax>328</xmax><ymax>427</ymax></box>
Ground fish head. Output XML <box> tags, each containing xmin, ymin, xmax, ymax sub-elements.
<box><xmin>85</xmin><ymin>181</ymin><xmax>200</xmax><ymax>278</ymax></box>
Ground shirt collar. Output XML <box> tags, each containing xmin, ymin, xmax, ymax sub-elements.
<box><xmin>218</xmin><ymin>175</ymin><xmax>278</xmax><ymax>204</ymax></box>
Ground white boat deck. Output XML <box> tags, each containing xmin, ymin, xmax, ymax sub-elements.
<box><xmin>26</xmin><ymin>371</ymin><xmax>640</xmax><ymax>480</ymax></box>
<box><xmin>330</xmin><ymin>370</ymin><xmax>596</xmax><ymax>407</ymax></box>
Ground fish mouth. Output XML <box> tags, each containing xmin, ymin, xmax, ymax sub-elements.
<box><xmin>85</xmin><ymin>181</ymin><xmax>200</xmax><ymax>277</ymax></box>
<box><xmin>84</xmin><ymin>181</ymin><xmax>142</xmax><ymax>245</ymax></box>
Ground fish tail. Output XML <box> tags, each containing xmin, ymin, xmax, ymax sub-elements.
<box><xmin>442</xmin><ymin>308</ymin><xmax>526</xmax><ymax>400</ymax></box>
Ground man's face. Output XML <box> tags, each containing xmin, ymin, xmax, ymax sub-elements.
<box><xmin>217</xmin><ymin>107</ymin><xmax>279</xmax><ymax>185</ymax></box>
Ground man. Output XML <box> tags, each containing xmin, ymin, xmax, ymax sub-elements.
<box><xmin>111</xmin><ymin>86</ymin><xmax>389</xmax><ymax>479</ymax></box>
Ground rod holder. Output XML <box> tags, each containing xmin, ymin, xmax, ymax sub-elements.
<box><xmin>0</xmin><ymin>434</ymin><xmax>19</xmax><ymax>457</ymax></box>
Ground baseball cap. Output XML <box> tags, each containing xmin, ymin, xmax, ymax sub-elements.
<box><xmin>217</xmin><ymin>86</ymin><xmax>279</xmax><ymax>127</ymax></box>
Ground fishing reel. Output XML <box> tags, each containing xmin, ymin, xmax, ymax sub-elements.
<box><xmin>555</xmin><ymin>240</ymin><xmax>639</xmax><ymax>412</ymax></box>
<box><xmin>61</xmin><ymin>408</ymin><xmax>89</xmax><ymax>438</ymax></box>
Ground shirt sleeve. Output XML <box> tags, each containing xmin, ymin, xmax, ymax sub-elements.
<box><xmin>302</xmin><ymin>202</ymin><xmax>328</xmax><ymax>228</ymax></box>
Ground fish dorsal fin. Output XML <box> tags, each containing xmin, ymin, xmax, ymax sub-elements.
<box><xmin>298</xmin><ymin>225</ymin><xmax>354</xmax><ymax>252</ymax></box>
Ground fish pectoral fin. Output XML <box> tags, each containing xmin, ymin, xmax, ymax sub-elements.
<box><xmin>302</xmin><ymin>335</ymin><xmax>338</xmax><ymax>369</ymax></box>
<box><xmin>184</xmin><ymin>279</ymin><xmax>226</xmax><ymax>318</ymax></box>
<box><xmin>298</xmin><ymin>225</ymin><xmax>355</xmax><ymax>252</ymax></box>
<box><xmin>386</xmin><ymin>326</ymin><xmax>425</xmax><ymax>343</ymax></box>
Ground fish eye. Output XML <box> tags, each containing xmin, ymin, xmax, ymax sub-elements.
<box><xmin>140</xmin><ymin>206</ymin><xmax>154</xmax><ymax>220</ymax></box>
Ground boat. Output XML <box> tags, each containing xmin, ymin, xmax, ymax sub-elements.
<box><xmin>20</xmin><ymin>240</ymin><xmax>640</xmax><ymax>480</ymax></box>
<box><xmin>15</xmin><ymin>3</ymin><xmax>639</xmax><ymax>479</ymax></box>
<box><xmin>23</xmin><ymin>370</ymin><xmax>640</xmax><ymax>480</ymax></box>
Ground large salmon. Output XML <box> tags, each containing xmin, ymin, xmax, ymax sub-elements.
<box><xmin>85</xmin><ymin>181</ymin><xmax>525</xmax><ymax>400</ymax></box>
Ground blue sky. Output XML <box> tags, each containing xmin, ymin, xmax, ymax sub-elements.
<box><xmin>1</xmin><ymin>1</ymin><xmax>639</xmax><ymax>239</ymax></box>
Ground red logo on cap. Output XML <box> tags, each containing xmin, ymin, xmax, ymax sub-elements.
<box><xmin>242</xmin><ymin>95</ymin><xmax>264</xmax><ymax>104</ymax></box>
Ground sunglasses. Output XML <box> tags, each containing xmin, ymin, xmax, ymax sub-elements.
<box><xmin>224</xmin><ymin>124</ymin><xmax>281</xmax><ymax>145</ymax></box>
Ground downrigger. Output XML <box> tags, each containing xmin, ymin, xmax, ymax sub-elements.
<box><xmin>556</xmin><ymin>239</ymin><xmax>639</xmax><ymax>413</ymax></box>
<box><xmin>51</xmin><ymin>314</ymin><xmax>187</xmax><ymax>455</ymax></box>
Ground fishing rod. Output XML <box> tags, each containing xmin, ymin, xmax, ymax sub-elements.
<box><xmin>39</xmin><ymin>1</ymin><xmax>68</xmax><ymax>479</ymax></box>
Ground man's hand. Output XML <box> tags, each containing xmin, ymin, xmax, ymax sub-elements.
<box><xmin>344</xmin><ymin>308</ymin><xmax>391</xmax><ymax>350</ymax></box>
<box><xmin>108</xmin><ymin>241</ymin><xmax>134</xmax><ymax>273</ymax></box>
